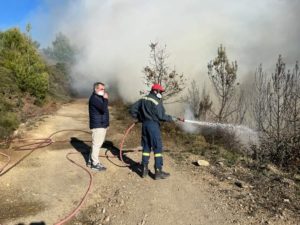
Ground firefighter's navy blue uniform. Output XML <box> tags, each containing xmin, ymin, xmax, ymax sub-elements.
<box><xmin>130</xmin><ymin>92</ymin><xmax>173</xmax><ymax>170</ymax></box>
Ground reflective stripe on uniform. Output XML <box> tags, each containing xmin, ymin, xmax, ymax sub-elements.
<box><xmin>142</xmin><ymin>152</ymin><xmax>150</xmax><ymax>156</ymax></box>
<box><xmin>142</xmin><ymin>97</ymin><xmax>159</xmax><ymax>105</ymax></box>
<box><xmin>154</xmin><ymin>153</ymin><xmax>162</xmax><ymax>157</ymax></box>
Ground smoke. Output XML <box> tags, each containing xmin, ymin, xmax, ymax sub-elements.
<box><xmin>179</xmin><ymin>105</ymin><xmax>259</xmax><ymax>154</ymax></box>
<box><xmin>181</xmin><ymin>105</ymin><xmax>199</xmax><ymax>133</ymax></box>
<box><xmin>29</xmin><ymin>0</ymin><xmax>300</xmax><ymax>101</ymax></box>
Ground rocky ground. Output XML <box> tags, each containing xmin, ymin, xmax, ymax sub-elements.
<box><xmin>0</xmin><ymin>99</ymin><xmax>299</xmax><ymax>225</ymax></box>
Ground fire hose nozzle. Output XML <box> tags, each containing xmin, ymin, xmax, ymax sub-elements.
<box><xmin>175</xmin><ymin>117</ymin><xmax>185</xmax><ymax>122</ymax></box>
<box><xmin>178</xmin><ymin>117</ymin><xmax>185</xmax><ymax>122</ymax></box>
<box><xmin>172</xmin><ymin>116</ymin><xmax>185</xmax><ymax>122</ymax></box>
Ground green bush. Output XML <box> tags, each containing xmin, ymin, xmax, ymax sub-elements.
<box><xmin>0</xmin><ymin>28</ymin><xmax>74</xmax><ymax>140</ymax></box>
<box><xmin>47</xmin><ymin>63</ymin><xmax>71</xmax><ymax>100</ymax></box>
<box><xmin>0</xmin><ymin>28</ymin><xmax>49</xmax><ymax>101</ymax></box>
<box><xmin>0</xmin><ymin>112</ymin><xmax>19</xmax><ymax>138</ymax></box>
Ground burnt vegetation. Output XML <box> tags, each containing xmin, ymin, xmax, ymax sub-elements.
<box><xmin>184</xmin><ymin>45</ymin><xmax>299</xmax><ymax>173</ymax></box>
<box><xmin>178</xmin><ymin>45</ymin><xmax>300</xmax><ymax>220</ymax></box>
<box><xmin>252</xmin><ymin>56</ymin><xmax>300</xmax><ymax>169</ymax></box>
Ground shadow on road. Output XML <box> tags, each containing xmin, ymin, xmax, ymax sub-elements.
<box><xmin>69</xmin><ymin>137</ymin><xmax>143</xmax><ymax>177</ymax></box>
<box><xmin>17</xmin><ymin>222</ymin><xmax>46</xmax><ymax>225</ymax></box>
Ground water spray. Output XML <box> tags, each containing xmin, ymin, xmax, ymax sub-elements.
<box><xmin>181</xmin><ymin>119</ymin><xmax>203</xmax><ymax>125</ymax></box>
<box><xmin>174</xmin><ymin>117</ymin><xmax>259</xmax><ymax>148</ymax></box>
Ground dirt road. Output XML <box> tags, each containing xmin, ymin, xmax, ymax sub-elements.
<box><xmin>0</xmin><ymin>99</ymin><xmax>286</xmax><ymax>225</ymax></box>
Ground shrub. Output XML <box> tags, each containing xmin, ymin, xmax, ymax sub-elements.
<box><xmin>0</xmin><ymin>28</ymin><xmax>49</xmax><ymax>102</ymax></box>
<box><xmin>0</xmin><ymin>111</ymin><xmax>19</xmax><ymax>138</ymax></box>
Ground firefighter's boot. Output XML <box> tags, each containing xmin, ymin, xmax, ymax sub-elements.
<box><xmin>155</xmin><ymin>168</ymin><xmax>170</xmax><ymax>180</ymax></box>
<box><xmin>142</xmin><ymin>164</ymin><xmax>149</xmax><ymax>178</ymax></box>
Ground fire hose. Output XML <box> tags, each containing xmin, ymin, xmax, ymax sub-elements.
<box><xmin>0</xmin><ymin>126</ymin><xmax>139</xmax><ymax>225</ymax></box>
<box><xmin>0</xmin><ymin>118</ymin><xmax>185</xmax><ymax>224</ymax></box>
<box><xmin>119</xmin><ymin>122</ymin><xmax>138</xmax><ymax>165</ymax></box>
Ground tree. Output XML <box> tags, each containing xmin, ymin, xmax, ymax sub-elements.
<box><xmin>286</xmin><ymin>62</ymin><xmax>300</xmax><ymax>168</ymax></box>
<box><xmin>185</xmin><ymin>81</ymin><xmax>213</xmax><ymax>121</ymax></box>
<box><xmin>287</xmin><ymin>61</ymin><xmax>300</xmax><ymax>138</ymax></box>
<box><xmin>186</xmin><ymin>80</ymin><xmax>201</xmax><ymax>118</ymax></box>
<box><xmin>208</xmin><ymin>45</ymin><xmax>238</xmax><ymax>122</ymax></box>
<box><xmin>43</xmin><ymin>33</ymin><xmax>77</xmax><ymax>96</ymax></box>
<box><xmin>198</xmin><ymin>86</ymin><xmax>213</xmax><ymax>121</ymax></box>
<box><xmin>43</xmin><ymin>32</ymin><xmax>76</xmax><ymax>64</ymax></box>
<box><xmin>0</xmin><ymin>28</ymin><xmax>49</xmax><ymax>101</ymax></box>
<box><xmin>266</xmin><ymin>56</ymin><xmax>292</xmax><ymax>146</ymax></box>
<box><xmin>231</xmin><ymin>86</ymin><xmax>248</xmax><ymax>125</ymax></box>
<box><xmin>252</xmin><ymin>55</ymin><xmax>300</xmax><ymax>167</ymax></box>
<box><xmin>252</xmin><ymin>64</ymin><xmax>268</xmax><ymax>131</ymax></box>
<box><xmin>142</xmin><ymin>42</ymin><xmax>185</xmax><ymax>102</ymax></box>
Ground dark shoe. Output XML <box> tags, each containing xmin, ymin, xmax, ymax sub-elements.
<box><xmin>142</xmin><ymin>164</ymin><xmax>149</xmax><ymax>178</ymax></box>
<box><xmin>87</xmin><ymin>160</ymin><xmax>92</xmax><ymax>168</ymax></box>
<box><xmin>87</xmin><ymin>154</ymin><xmax>92</xmax><ymax>167</ymax></box>
<box><xmin>155</xmin><ymin>168</ymin><xmax>170</xmax><ymax>180</ymax></box>
<box><xmin>91</xmin><ymin>163</ymin><xmax>107</xmax><ymax>172</ymax></box>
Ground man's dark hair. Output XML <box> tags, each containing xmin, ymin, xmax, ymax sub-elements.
<box><xmin>93</xmin><ymin>82</ymin><xmax>105</xmax><ymax>90</ymax></box>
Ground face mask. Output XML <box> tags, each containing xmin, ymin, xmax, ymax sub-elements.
<box><xmin>96</xmin><ymin>90</ymin><xmax>104</xmax><ymax>96</ymax></box>
<box><xmin>156</xmin><ymin>93</ymin><xmax>162</xmax><ymax>99</ymax></box>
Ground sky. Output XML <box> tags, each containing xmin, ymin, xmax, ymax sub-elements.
<box><xmin>0</xmin><ymin>0</ymin><xmax>42</xmax><ymax>29</ymax></box>
<box><xmin>0</xmin><ymin>0</ymin><xmax>299</xmax><ymax>102</ymax></box>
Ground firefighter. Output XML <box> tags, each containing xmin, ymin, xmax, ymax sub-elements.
<box><xmin>130</xmin><ymin>84</ymin><xmax>180</xmax><ymax>179</ymax></box>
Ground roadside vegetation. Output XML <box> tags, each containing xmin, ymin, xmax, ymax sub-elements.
<box><xmin>185</xmin><ymin>45</ymin><xmax>299</xmax><ymax>171</ymax></box>
<box><xmin>0</xmin><ymin>26</ymin><xmax>75</xmax><ymax>140</ymax></box>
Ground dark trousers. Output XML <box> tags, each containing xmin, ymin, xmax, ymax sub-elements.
<box><xmin>141</xmin><ymin>120</ymin><xmax>163</xmax><ymax>169</ymax></box>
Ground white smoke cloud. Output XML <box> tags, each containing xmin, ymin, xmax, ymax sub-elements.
<box><xmin>29</xmin><ymin>0</ymin><xmax>300</xmax><ymax>101</ymax></box>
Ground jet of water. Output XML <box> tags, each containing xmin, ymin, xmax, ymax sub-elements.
<box><xmin>182</xmin><ymin>119</ymin><xmax>259</xmax><ymax>151</ymax></box>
